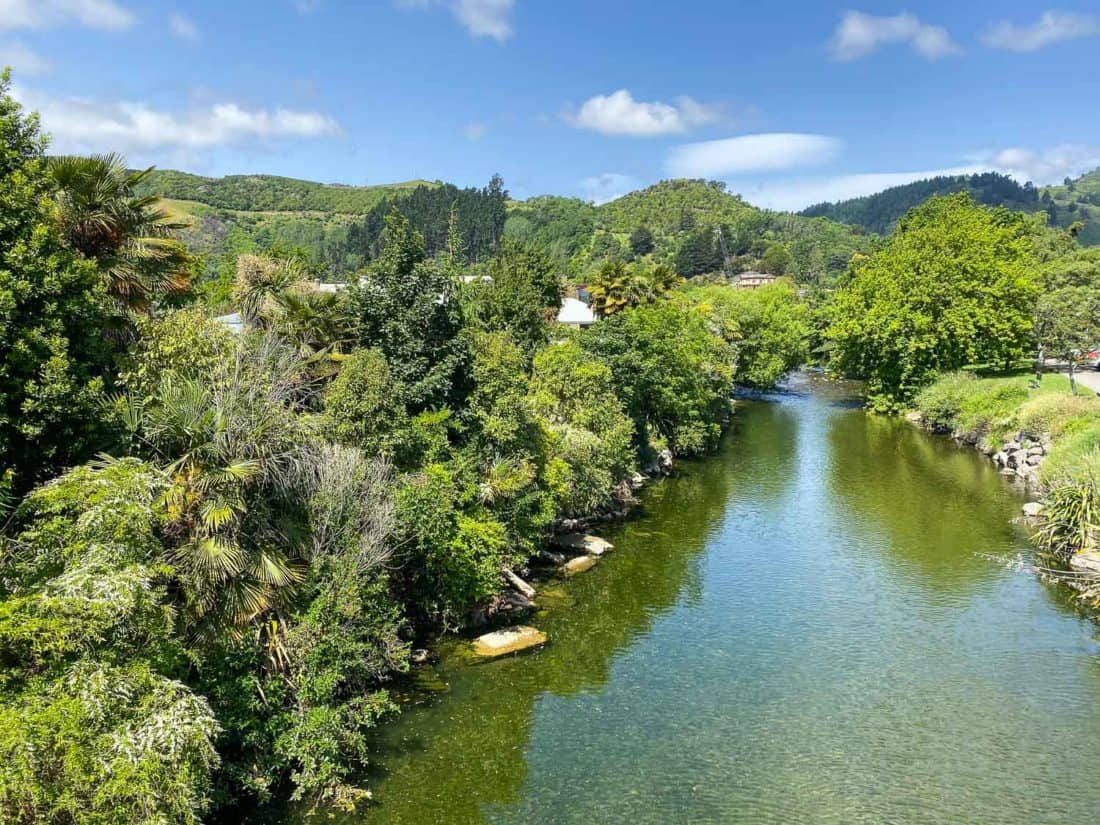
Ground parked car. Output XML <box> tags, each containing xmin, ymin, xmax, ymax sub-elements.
<box><xmin>1080</xmin><ymin>348</ymin><xmax>1100</xmax><ymax>370</ymax></box>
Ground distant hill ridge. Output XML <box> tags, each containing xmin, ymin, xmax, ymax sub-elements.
<box><xmin>798</xmin><ymin>169</ymin><xmax>1100</xmax><ymax>245</ymax></box>
<box><xmin>135</xmin><ymin>169</ymin><xmax>437</xmax><ymax>214</ymax></box>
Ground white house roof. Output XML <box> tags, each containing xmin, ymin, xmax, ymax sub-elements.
<box><xmin>214</xmin><ymin>312</ymin><xmax>245</xmax><ymax>334</ymax></box>
<box><xmin>557</xmin><ymin>297</ymin><xmax>596</xmax><ymax>326</ymax></box>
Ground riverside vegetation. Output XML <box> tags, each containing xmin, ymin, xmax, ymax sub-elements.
<box><xmin>2</xmin><ymin>64</ymin><xmax>1100</xmax><ymax>823</ymax></box>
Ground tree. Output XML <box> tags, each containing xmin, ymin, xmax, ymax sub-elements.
<box><xmin>761</xmin><ymin>243</ymin><xmax>791</xmax><ymax>275</ymax></box>
<box><xmin>689</xmin><ymin>281</ymin><xmax>810</xmax><ymax>387</ymax></box>
<box><xmin>629</xmin><ymin>225</ymin><xmax>655</xmax><ymax>257</ymax></box>
<box><xmin>464</xmin><ymin>240</ymin><xmax>562</xmax><ymax>356</ymax></box>
<box><xmin>675</xmin><ymin>229</ymin><xmax>722</xmax><ymax>277</ymax></box>
<box><xmin>321</xmin><ymin>348</ymin><xmax>407</xmax><ymax>459</ymax></box>
<box><xmin>48</xmin><ymin>153</ymin><xmax>192</xmax><ymax>312</ymax></box>
<box><xmin>826</xmin><ymin>194</ymin><xmax>1038</xmax><ymax>408</ymax></box>
<box><xmin>587</xmin><ymin>260</ymin><xmax>680</xmax><ymax>317</ymax></box>
<box><xmin>346</xmin><ymin>213</ymin><xmax>467</xmax><ymax>412</ymax></box>
<box><xmin>1034</xmin><ymin>286</ymin><xmax>1100</xmax><ymax>394</ymax></box>
<box><xmin>0</xmin><ymin>72</ymin><xmax>114</xmax><ymax>491</ymax></box>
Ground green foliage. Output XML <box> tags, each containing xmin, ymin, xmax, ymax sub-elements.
<box><xmin>118</xmin><ymin>307</ymin><xmax>235</xmax><ymax>399</ymax></box>
<box><xmin>687</xmin><ymin>281</ymin><xmax>810</xmax><ymax>387</ymax></box>
<box><xmin>346</xmin><ymin>214</ymin><xmax>468</xmax><ymax>411</ymax></box>
<box><xmin>529</xmin><ymin>341</ymin><xmax>635</xmax><ymax>516</ymax></box>
<box><xmin>464</xmin><ymin>240</ymin><xmax>562</xmax><ymax>356</ymax></box>
<box><xmin>675</xmin><ymin>227</ymin><xmax>723</xmax><ymax>277</ymax></box>
<box><xmin>0</xmin><ymin>74</ymin><xmax>113</xmax><ymax>491</ymax></box>
<box><xmin>800</xmin><ymin>172</ymin><xmax>1042</xmax><ymax>235</ymax></box>
<box><xmin>581</xmin><ymin>297</ymin><xmax>734</xmax><ymax>455</ymax></box>
<box><xmin>629</xmin><ymin>224</ymin><xmax>655</xmax><ymax>256</ymax></box>
<box><xmin>321</xmin><ymin>348</ymin><xmax>406</xmax><ymax>459</ymax></box>
<box><xmin>587</xmin><ymin>260</ymin><xmax>680</xmax><ymax>317</ymax></box>
<box><xmin>826</xmin><ymin>194</ymin><xmax>1039</xmax><ymax>407</ymax></box>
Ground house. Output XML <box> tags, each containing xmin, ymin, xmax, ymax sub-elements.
<box><xmin>736</xmin><ymin>271</ymin><xmax>777</xmax><ymax>289</ymax></box>
<box><xmin>556</xmin><ymin>296</ymin><xmax>596</xmax><ymax>329</ymax></box>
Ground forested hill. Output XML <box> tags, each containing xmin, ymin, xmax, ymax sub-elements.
<box><xmin>145</xmin><ymin>174</ymin><xmax>877</xmax><ymax>293</ymax></box>
<box><xmin>799</xmin><ymin>169</ymin><xmax>1100</xmax><ymax>245</ymax></box>
<box><xmin>799</xmin><ymin>172</ymin><xmax>1041</xmax><ymax>234</ymax></box>
<box><xmin>134</xmin><ymin>169</ymin><xmax>435</xmax><ymax>213</ymax></box>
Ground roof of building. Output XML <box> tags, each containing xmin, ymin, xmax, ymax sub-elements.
<box><xmin>214</xmin><ymin>312</ymin><xmax>246</xmax><ymax>334</ymax></box>
<box><xmin>557</xmin><ymin>297</ymin><xmax>596</xmax><ymax>326</ymax></box>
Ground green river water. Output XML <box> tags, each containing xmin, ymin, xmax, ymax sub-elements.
<box><xmin>321</xmin><ymin>375</ymin><xmax>1100</xmax><ymax>823</ymax></box>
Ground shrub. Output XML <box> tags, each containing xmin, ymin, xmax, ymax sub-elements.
<box><xmin>913</xmin><ymin>372</ymin><xmax>978</xmax><ymax>429</ymax></box>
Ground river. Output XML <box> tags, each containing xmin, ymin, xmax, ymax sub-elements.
<box><xmin>328</xmin><ymin>374</ymin><xmax>1100</xmax><ymax>824</ymax></box>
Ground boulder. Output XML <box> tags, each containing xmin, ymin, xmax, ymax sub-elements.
<box><xmin>1001</xmin><ymin>468</ymin><xmax>1019</xmax><ymax>479</ymax></box>
<box><xmin>1027</xmin><ymin>446</ymin><xmax>1045</xmax><ymax>457</ymax></box>
<box><xmin>552</xmin><ymin>533</ymin><xmax>614</xmax><ymax>556</ymax></box>
<box><xmin>472</xmin><ymin>626</ymin><xmax>548</xmax><ymax>657</ymax></box>
<box><xmin>1026</xmin><ymin>454</ymin><xmax>1043</xmax><ymax>466</ymax></box>
<box><xmin>1069</xmin><ymin>552</ymin><xmax>1100</xmax><ymax>577</ymax></box>
<box><xmin>1021</xmin><ymin>502</ymin><xmax>1045</xmax><ymax>518</ymax></box>
<box><xmin>992</xmin><ymin>452</ymin><xmax>1007</xmax><ymax>467</ymax></box>
<box><xmin>629</xmin><ymin>472</ymin><xmax>647</xmax><ymax>490</ymax></box>
<box><xmin>1006</xmin><ymin>452</ymin><xmax>1021</xmax><ymax>469</ymax></box>
<box><xmin>657</xmin><ymin>448</ymin><xmax>675</xmax><ymax>474</ymax></box>
<box><xmin>562</xmin><ymin>555</ymin><xmax>598</xmax><ymax>576</ymax></box>
<box><xmin>410</xmin><ymin>648</ymin><xmax>431</xmax><ymax>665</ymax></box>
<box><xmin>1004</xmin><ymin>441</ymin><xmax>1022</xmax><ymax>453</ymax></box>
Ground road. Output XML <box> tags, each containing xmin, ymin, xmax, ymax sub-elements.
<box><xmin>1071</xmin><ymin>367</ymin><xmax>1100</xmax><ymax>395</ymax></box>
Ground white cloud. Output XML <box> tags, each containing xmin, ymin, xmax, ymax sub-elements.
<box><xmin>982</xmin><ymin>10</ymin><xmax>1100</xmax><ymax>52</ymax></box>
<box><xmin>16</xmin><ymin>86</ymin><xmax>340</xmax><ymax>158</ymax></box>
<box><xmin>0</xmin><ymin>0</ymin><xmax>134</xmax><ymax>31</ymax></box>
<box><xmin>0</xmin><ymin>41</ymin><xmax>51</xmax><ymax>75</ymax></box>
<box><xmin>667</xmin><ymin>133</ymin><xmax>841</xmax><ymax>177</ymax></box>
<box><xmin>579</xmin><ymin>173</ymin><xmax>641</xmax><ymax>205</ymax></box>
<box><xmin>741</xmin><ymin>166</ymin><xmax>986</xmax><ymax>212</ymax></box>
<box><xmin>986</xmin><ymin>144</ymin><xmax>1100</xmax><ymax>184</ymax></box>
<box><xmin>568</xmin><ymin>89</ymin><xmax>724</xmax><ymax>137</ymax></box>
<box><xmin>829</xmin><ymin>11</ymin><xmax>961</xmax><ymax>61</ymax></box>
<box><xmin>169</xmin><ymin>12</ymin><xmax>198</xmax><ymax>42</ymax></box>
<box><xmin>397</xmin><ymin>0</ymin><xmax>515</xmax><ymax>42</ymax></box>
<box><xmin>737</xmin><ymin>145</ymin><xmax>1100</xmax><ymax>212</ymax></box>
<box><xmin>463</xmin><ymin>121</ymin><xmax>487</xmax><ymax>140</ymax></box>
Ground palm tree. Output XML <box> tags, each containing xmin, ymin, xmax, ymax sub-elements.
<box><xmin>122</xmin><ymin>335</ymin><xmax>316</xmax><ymax>630</ymax></box>
<box><xmin>48</xmin><ymin>153</ymin><xmax>192</xmax><ymax>312</ymax></box>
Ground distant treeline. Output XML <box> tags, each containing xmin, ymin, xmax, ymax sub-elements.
<box><xmin>800</xmin><ymin>172</ymin><xmax>1043</xmax><ymax>234</ymax></box>
<box><xmin>334</xmin><ymin>176</ymin><xmax>508</xmax><ymax>270</ymax></box>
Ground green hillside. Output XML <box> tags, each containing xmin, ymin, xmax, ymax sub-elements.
<box><xmin>799</xmin><ymin>172</ymin><xmax>1042</xmax><ymax>234</ymax></box>
<box><xmin>145</xmin><ymin>174</ymin><xmax>875</xmax><ymax>288</ymax></box>
<box><xmin>136</xmin><ymin>169</ymin><xmax>434</xmax><ymax>213</ymax></box>
<box><xmin>798</xmin><ymin>169</ymin><xmax>1100</xmax><ymax>246</ymax></box>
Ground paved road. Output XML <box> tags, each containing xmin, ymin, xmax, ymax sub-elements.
<box><xmin>1072</xmin><ymin>367</ymin><xmax>1100</xmax><ymax>395</ymax></box>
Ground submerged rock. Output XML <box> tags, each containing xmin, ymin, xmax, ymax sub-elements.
<box><xmin>1021</xmin><ymin>502</ymin><xmax>1044</xmax><ymax>518</ymax></box>
<box><xmin>472</xmin><ymin>626</ymin><xmax>548</xmax><ymax>657</ymax></box>
<box><xmin>553</xmin><ymin>533</ymin><xmax>614</xmax><ymax>556</ymax></box>
<box><xmin>562</xmin><ymin>555</ymin><xmax>598</xmax><ymax>576</ymax></box>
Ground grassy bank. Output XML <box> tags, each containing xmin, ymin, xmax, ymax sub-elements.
<box><xmin>910</xmin><ymin>369</ymin><xmax>1100</xmax><ymax>605</ymax></box>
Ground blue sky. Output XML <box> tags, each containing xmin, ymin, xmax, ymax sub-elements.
<box><xmin>4</xmin><ymin>1</ymin><xmax>1100</xmax><ymax>209</ymax></box>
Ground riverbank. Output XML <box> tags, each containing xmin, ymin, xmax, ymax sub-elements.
<box><xmin>908</xmin><ymin>370</ymin><xmax>1100</xmax><ymax>602</ymax></box>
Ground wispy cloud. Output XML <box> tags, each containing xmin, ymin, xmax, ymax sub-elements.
<box><xmin>169</xmin><ymin>12</ymin><xmax>198</xmax><ymax>42</ymax></box>
<box><xmin>828</xmin><ymin>11</ymin><xmax>961</xmax><ymax>61</ymax></box>
<box><xmin>0</xmin><ymin>41</ymin><xmax>51</xmax><ymax>75</ymax></box>
<box><xmin>579</xmin><ymin>172</ymin><xmax>641</xmax><ymax>205</ymax></box>
<box><xmin>463</xmin><ymin>121</ymin><xmax>487</xmax><ymax>140</ymax></box>
<box><xmin>982</xmin><ymin>10</ymin><xmax>1100</xmax><ymax>52</ymax></box>
<box><xmin>567</xmin><ymin>89</ymin><xmax>724</xmax><ymax>138</ymax></box>
<box><xmin>984</xmin><ymin>144</ymin><xmax>1100</xmax><ymax>184</ymax></box>
<box><xmin>397</xmin><ymin>0</ymin><xmax>516</xmax><ymax>42</ymax></box>
<box><xmin>0</xmin><ymin>0</ymin><xmax>135</xmax><ymax>31</ymax></box>
<box><xmin>667</xmin><ymin>133</ymin><xmax>841</xmax><ymax>178</ymax></box>
<box><xmin>15</xmin><ymin>86</ymin><xmax>340</xmax><ymax>160</ymax></box>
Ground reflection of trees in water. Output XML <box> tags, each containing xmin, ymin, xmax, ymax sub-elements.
<box><xmin>350</xmin><ymin>435</ymin><xmax>743</xmax><ymax>824</ymax></box>
<box><xmin>825</xmin><ymin>409</ymin><xmax>1023</xmax><ymax>590</ymax></box>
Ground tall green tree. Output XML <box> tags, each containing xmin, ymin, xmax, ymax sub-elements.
<box><xmin>0</xmin><ymin>73</ymin><xmax>113</xmax><ymax>491</ymax></box>
<box><xmin>826</xmin><ymin>194</ymin><xmax>1038</xmax><ymax>407</ymax></box>
<box><xmin>346</xmin><ymin>213</ymin><xmax>467</xmax><ymax>411</ymax></box>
